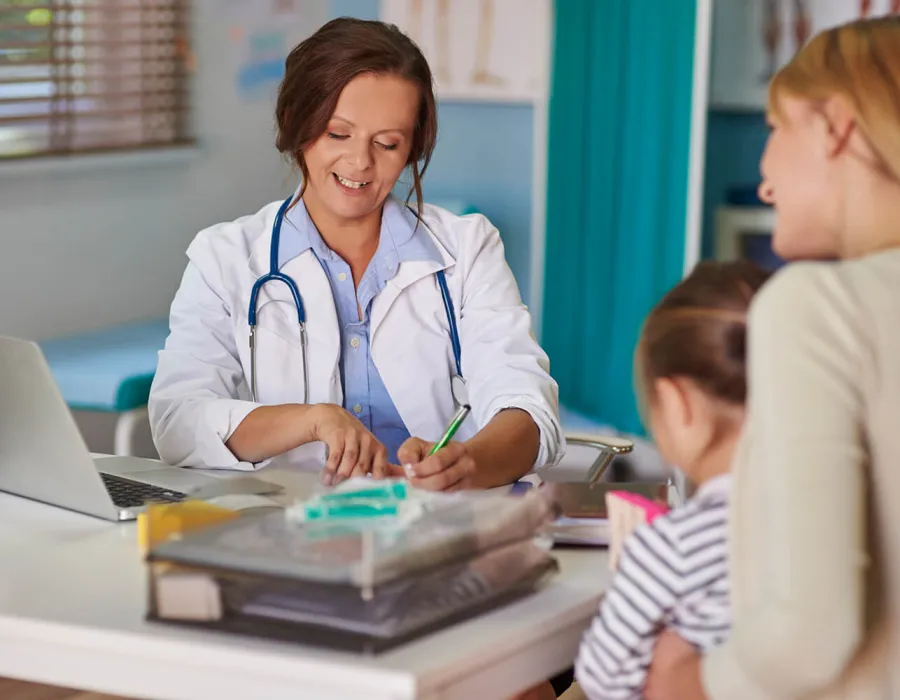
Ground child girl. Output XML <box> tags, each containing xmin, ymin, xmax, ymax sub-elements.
<box><xmin>511</xmin><ymin>260</ymin><xmax>770</xmax><ymax>700</ymax></box>
<box><xmin>572</xmin><ymin>260</ymin><xmax>770</xmax><ymax>700</ymax></box>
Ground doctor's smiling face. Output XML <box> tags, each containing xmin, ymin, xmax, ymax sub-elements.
<box><xmin>275</xmin><ymin>18</ymin><xmax>438</xmax><ymax>228</ymax></box>
<box><xmin>302</xmin><ymin>73</ymin><xmax>418</xmax><ymax>223</ymax></box>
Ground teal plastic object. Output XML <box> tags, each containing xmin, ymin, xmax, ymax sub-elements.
<box><xmin>303</xmin><ymin>499</ymin><xmax>401</xmax><ymax>521</ymax></box>
<box><xmin>320</xmin><ymin>481</ymin><xmax>409</xmax><ymax>503</ymax></box>
<box><xmin>294</xmin><ymin>479</ymin><xmax>414</xmax><ymax>523</ymax></box>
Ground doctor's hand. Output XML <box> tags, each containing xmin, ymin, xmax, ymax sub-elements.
<box><xmin>395</xmin><ymin>438</ymin><xmax>477</xmax><ymax>492</ymax></box>
<box><xmin>311</xmin><ymin>404</ymin><xmax>391</xmax><ymax>486</ymax></box>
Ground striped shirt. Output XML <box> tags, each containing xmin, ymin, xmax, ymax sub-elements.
<box><xmin>575</xmin><ymin>474</ymin><xmax>731</xmax><ymax>700</ymax></box>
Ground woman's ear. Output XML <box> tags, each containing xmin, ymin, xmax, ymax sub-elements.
<box><xmin>820</xmin><ymin>94</ymin><xmax>856</xmax><ymax>160</ymax></box>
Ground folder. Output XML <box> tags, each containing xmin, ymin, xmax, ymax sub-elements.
<box><xmin>147</xmin><ymin>537</ymin><xmax>557</xmax><ymax>653</ymax></box>
<box><xmin>143</xmin><ymin>488</ymin><xmax>561</xmax><ymax>653</ymax></box>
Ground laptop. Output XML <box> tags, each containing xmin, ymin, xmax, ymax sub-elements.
<box><xmin>0</xmin><ymin>335</ymin><xmax>282</xmax><ymax>522</ymax></box>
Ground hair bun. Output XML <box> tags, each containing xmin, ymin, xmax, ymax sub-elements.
<box><xmin>723</xmin><ymin>321</ymin><xmax>747</xmax><ymax>369</ymax></box>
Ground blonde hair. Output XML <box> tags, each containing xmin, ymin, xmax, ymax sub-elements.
<box><xmin>768</xmin><ymin>16</ymin><xmax>900</xmax><ymax>181</ymax></box>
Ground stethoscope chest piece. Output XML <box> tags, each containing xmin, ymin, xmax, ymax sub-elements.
<box><xmin>451</xmin><ymin>375</ymin><xmax>469</xmax><ymax>409</ymax></box>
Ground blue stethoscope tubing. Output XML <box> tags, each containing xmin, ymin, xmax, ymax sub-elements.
<box><xmin>247</xmin><ymin>196</ymin><xmax>463</xmax><ymax>405</ymax></box>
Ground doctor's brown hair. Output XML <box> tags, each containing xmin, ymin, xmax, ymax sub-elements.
<box><xmin>635</xmin><ymin>261</ymin><xmax>772</xmax><ymax>413</ymax></box>
<box><xmin>275</xmin><ymin>17</ymin><xmax>437</xmax><ymax>216</ymax></box>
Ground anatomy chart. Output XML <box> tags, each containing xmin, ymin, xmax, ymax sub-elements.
<box><xmin>711</xmin><ymin>0</ymin><xmax>899</xmax><ymax>110</ymax></box>
<box><xmin>380</xmin><ymin>0</ymin><xmax>550</xmax><ymax>103</ymax></box>
<box><xmin>224</xmin><ymin>0</ymin><xmax>307</xmax><ymax>101</ymax></box>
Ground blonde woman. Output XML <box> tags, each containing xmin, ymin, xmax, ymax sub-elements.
<box><xmin>645</xmin><ymin>16</ymin><xmax>900</xmax><ymax>700</ymax></box>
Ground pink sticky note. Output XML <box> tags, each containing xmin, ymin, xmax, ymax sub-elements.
<box><xmin>607</xmin><ymin>491</ymin><xmax>669</xmax><ymax>522</ymax></box>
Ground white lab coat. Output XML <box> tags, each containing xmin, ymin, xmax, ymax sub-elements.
<box><xmin>148</xmin><ymin>199</ymin><xmax>564</xmax><ymax>471</ymax></box>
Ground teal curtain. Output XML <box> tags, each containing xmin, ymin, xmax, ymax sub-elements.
<box><xmin>543</xmin><ymin>0</ymin><xmax>699</xmax><ymax>436</ymax></box>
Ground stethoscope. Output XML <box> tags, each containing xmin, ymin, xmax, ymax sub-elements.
<box><xmin>247</xmin><ymin>196</ymin><xmax>466</xmax><ymax>409</ymax></box>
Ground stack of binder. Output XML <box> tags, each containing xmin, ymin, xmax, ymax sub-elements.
<box><xmin>145</xmin><ymin>486</ymin><xmax>560</xmax><ymax>653</ymax></box>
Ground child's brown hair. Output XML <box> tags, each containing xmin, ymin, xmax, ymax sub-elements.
<box><xmin>636</xmin><ymin>261</ymin><xmax>773</xmax><ymax>413</ymax></box>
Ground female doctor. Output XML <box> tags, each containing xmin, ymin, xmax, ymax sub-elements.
<box><xmin>148</xmin><ymin>17</ymin><xmax>563</xmax><ymax>490</ymax></box>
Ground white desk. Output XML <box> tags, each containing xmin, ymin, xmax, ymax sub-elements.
<box><xmin>0</xmin><ymin>480</ymin><xmax>610</xmax><ymax>700</ymax></box>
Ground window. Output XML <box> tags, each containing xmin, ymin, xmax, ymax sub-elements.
<box><xmin>0</xmin><ymin>0</ymin><xmax>191</xmax><ymax>160</ymax></box>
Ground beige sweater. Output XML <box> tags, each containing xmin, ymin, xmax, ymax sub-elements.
<box><xmin>701</xmin><ymin>251</ymin><xmax>900</xmax><ymax>699</ymax></box>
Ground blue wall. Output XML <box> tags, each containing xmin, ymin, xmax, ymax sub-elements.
<box><xmin>331</xmin><ymin>0</ymin><xmax>378</xmax><ymax>19</ymax></box>
<box><xmin>701</xmin><ymin>110</ymin><xmax>770</xmax><ymax>257</ymax></box>
<box><xmin>328</xmin><ymin>0</ymin><xmax>537</xmax><ymax>303</ymax></box>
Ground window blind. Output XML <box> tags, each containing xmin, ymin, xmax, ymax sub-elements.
<box><xmin>0</xmin><ymin>0</ymin><xmax>192</xmax><ymax>160</ymax></box>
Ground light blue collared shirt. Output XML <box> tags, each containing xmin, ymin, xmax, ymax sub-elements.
<box><xmin>280</xmin><ymin>197</ymin><xmax>441</xmax><ymax>463</ymax></box>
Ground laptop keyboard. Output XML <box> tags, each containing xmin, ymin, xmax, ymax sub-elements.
<box><xmin>99</xmin><ymin>472</ymin><xmax>188</xmax><ymax>509</ymax></box>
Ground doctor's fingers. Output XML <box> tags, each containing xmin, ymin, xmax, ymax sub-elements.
<box><xmin>411</xmin><ymin>459</ymin><xmax>474</xmax><ymax>491</ymax></box>
<box><xmin>410</xmin><ymin>447</ymin><xmax>476</xmax><ymax>491</ymax></box>
<box><xmin>342</xmin><ymin>432</ymin><xmax>384</xmax><ymax>481</ymax></box>
<box><xmin>408</xmin><ymin>441</ymin><xmax>465</xmax><ymax>478</ymax></box>
<box><xmin>396</xmin><ymin>437</ymin><xmax>430</xmax><ymax>466</ymax></box>
<box><xmin>370</xmin><ymin>445</ymin><xmax>392</xmax><ymax>479</ymax></box>
<box><xmin>333</xmin><ymin>430</ymin><xmax>363</xmax><ymax>483</ymax></box>
<box><xmin>377</xmin><ymin>464</ymin><xmax>408</xmax><ymax>480</ymax></box>
<box><xmin>322</xmin><ymin>439</ymin><xmax>345</xmax><ymax>486</ymax></box>
<box><xmin>321</xmin><ymin>429</ymin><xmax>360</xmax><ymax>484</ymax></box>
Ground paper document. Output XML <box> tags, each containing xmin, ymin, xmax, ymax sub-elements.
<box><xmin>549</xmin><ymin>516</ymin><xmax>609</xmax><ymax>546</ymax></box>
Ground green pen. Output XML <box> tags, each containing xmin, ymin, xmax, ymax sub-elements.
<box><xmin>429</xmin><ymin>404</ymin><xmax>471</xmax><ymax>456</ymax></box>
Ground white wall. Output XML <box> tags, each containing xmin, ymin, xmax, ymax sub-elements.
<box><xmin>0</xmin><ymin>1</ymin><xmax>327</xmax><ymax>341</ymax></box>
